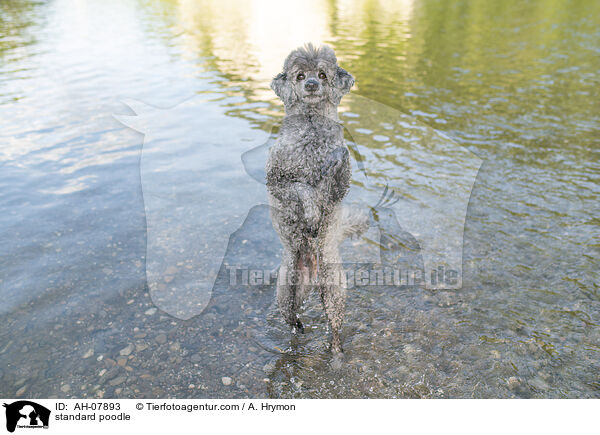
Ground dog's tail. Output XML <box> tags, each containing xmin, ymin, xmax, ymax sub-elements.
<box><xmin>339</xmin><ymin>206</ymin><xmax>369</xmax><ymax>241</ymax></box>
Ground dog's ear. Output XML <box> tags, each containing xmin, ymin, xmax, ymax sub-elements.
<box><xmin>271</xmin><ymin>72</ymin><xmax>296</xmax><ymax>107</ymax></box>
<box><xmin>332</xmin><ymin>66</ymin><xmax>354</xmax><ymax>103</ymax></box>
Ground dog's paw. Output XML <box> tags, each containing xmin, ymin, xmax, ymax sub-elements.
<box><xmin>295</xmin><ymin>319</ymin><xmax>305</xmax><ymax>334</ymax></box>
<box><xmin>331</xmin><ymin>351</ymin><xmax>344</xmax><ymax>371</ymax></box>
<box><xmin>321</xmin><ymin>147</ymin><xmax>349</xmax><ymax>178</ymax></box>
<box><xmin>302</xmin><ymin>203</ymin><xmax>321</xmax><ymax>237</ymax></box>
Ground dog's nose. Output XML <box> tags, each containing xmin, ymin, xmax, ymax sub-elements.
<box><xmin>304</xmin><ymin>78</ymin><xmax>319</xmax><ymax>92</ymax></box>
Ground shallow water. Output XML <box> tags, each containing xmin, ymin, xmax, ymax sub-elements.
<box><xmin>1</xmin><ymin>0</ymin><xmax>599</xmax><ymax>398</ymax></box>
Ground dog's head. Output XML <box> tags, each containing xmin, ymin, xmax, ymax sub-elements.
<box><xmin>271</xmin><ymin>44</ymin><xmax>354</xmax><ymax>113</ymax></box>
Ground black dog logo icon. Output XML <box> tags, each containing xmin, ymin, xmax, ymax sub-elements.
<box><xmin>3</xmin><ymin>401</ymin><xmax>50</xmax><ymax>432</ymax></box>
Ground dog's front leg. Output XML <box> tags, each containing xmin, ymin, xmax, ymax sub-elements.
<box><xmin>319</xmin><ymin>147</ymin><xmax>350</xmax><ymax>203</ymax></box>
<box><xmin>293</xmin><ymin>182</ymin><xmax>322</xmax><ymax>236</ymax></box>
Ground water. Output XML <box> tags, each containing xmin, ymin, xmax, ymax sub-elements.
<box><xmin>1</xmin><ymin>0</ymin><xmax>598</xmax><ymax>398</ymax></box>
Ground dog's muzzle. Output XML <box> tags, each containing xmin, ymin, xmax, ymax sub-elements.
<box><xmin>304</xmin><ymin>78</ymin><xmax>319</xmax><ymax>92</ymax></box>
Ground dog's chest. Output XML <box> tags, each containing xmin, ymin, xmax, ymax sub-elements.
<box><xmin>283</xmin><ymin>144</ymin><xmax>329</xmax><ymax>185</ymax></box>
<box><xmin>277</xmin><ymin>121</ymin><xmax>343</xmax><ymax>185</ymax></box>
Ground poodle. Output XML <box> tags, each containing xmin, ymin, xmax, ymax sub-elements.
<box><xmin>265</xmin><ymin>43</ymin><xmax>356</xmax><ymax>354</ymax></box>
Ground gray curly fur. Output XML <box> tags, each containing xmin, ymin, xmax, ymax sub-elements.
<box><xmin>266</xmin><ymin>44</ymin><xmax>356</xmax><ymax>353</ymax></box>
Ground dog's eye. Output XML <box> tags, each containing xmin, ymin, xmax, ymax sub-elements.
<box><xmin>296</xmin><ymin>73</ymin><xmax>305</xmax><ymax>81</ymax></box>
<box><xmin>318</xmin><ymin>71</ymin><xmax>327</xmax><ymax>80</ymax></box>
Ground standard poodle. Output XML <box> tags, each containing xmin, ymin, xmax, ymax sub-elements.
<box><xmin>265</xmin><ymin>43</ymin><xmax>356</xmax><ymax>354</ymax></box>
